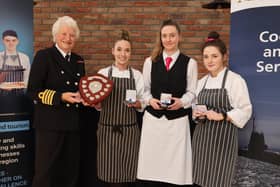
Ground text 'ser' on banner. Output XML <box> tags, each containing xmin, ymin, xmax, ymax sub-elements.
<box><xmin>230</xmin><ymin>0</ymin><xmax>280</xmax><ymax>185</ymax></box>
<box><xmin>0</xmin><ymin>0</ymin><xmax>34</xmax><ymax>186</ymax></box>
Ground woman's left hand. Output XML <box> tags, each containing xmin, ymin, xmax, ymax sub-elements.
<box><xmin>205</xmin><ymin>110</ymin><xmax>224</xmax><ymax>121</ymax></box>
<box><xmin>167</xmin><ymin>97</ymin><xmax>183</xmax><ymax>110</ymax></box>
<box><xmin>61</xmin><ymin>91</ymin><xmax>82</xmax><ymax>103</ymax></box>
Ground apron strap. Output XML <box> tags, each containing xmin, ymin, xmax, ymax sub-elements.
<box><xmin>221</xmin><ymin>68</ymin><xmax>229</xmax><ymax>89</ymax></box>
<box><xmin>108</xmin><ymin>65</ymin><xmax>113</xmax><ymax>78</ymax></box>
<box><xmin>128</xmin><ymin>66</ymin><xmax>134</xmax><ymax>80</ymax></box>
<box><xmin>202</xmin><ymin>75</ymin><xmax>209</xmax><ymax>89</ymax></box>
<box><xmin>202</xmin><ymin>68</ymin><xmax>229</xmax><ymax>89</ymax></box>
<box><xmin>16</xmin><ymin>53</ymin><xmax>23</xmax><ymax>66</ymax></box>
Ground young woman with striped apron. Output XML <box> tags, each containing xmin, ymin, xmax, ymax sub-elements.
<box><xmin>96</xmin><ymin>30</ymin><xmax>144</xmax><ymax>187</ymax></box>
<box><xmin>192</xmin><ymin>31</ymin><xmax>252</xmax><ymax>187</ymax></box>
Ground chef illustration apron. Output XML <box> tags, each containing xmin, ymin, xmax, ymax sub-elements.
<box><xmin>0</xmin><ymin>51</ymin><xmax>25</xmax><ymax>96</ymax></box>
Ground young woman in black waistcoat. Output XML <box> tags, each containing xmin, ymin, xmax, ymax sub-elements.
<box><xmin>137</xmin><ymin>19</ymin><xmax>198</xmax><ymax>187</ymax></box>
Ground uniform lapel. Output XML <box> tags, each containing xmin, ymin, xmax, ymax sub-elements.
<box><xmin>50</xmin><ymin>46</ymin><xmax>80</xmax><ymax>80</ymax></box>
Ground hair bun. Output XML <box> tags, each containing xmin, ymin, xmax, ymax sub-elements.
<box><xmin>121</xmin><ymin>29</ymin><xmax>130</xmax><ymax>41</ymax></box>
<box><xmin>208</xmin><ymin>31</ymin><xmax>220</xmax><ymax>40</ymax></box>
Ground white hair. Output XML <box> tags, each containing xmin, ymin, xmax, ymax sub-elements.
<box><xmin>52</xmin><ymin>16</ymin><xmax>80</xmax><ymax>42</ymax></box>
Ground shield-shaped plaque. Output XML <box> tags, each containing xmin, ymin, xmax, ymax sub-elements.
<box><xmin>79</xmin><ymin>73</ymin><xmax>113</xmax><ymax>105</ymax></box>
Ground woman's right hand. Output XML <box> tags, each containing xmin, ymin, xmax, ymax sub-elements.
<box><xmin>92</xmin><ymin>102</ymin><xmax>102</xmax><ymax>110</ymax></box>
<box><xmin>149</xmin><ymin>98</ymin><xmax>163</xmax><ymax>110</ymax></box>
<box><xmin>80</xmin><ymin>98</ymin><xmax>102</xmax><ymax>110</ymax></box>
<box><xmin>193</xmin><ymin>110</ymin><xmax>205</xmax><ymax>118</ymax></box>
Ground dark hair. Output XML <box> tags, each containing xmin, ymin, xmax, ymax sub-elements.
<box><xmin>115</xmin><ymin>29</ymin><xmax>131</xmax><ymax>43</ymax></box>
<box><xmin>151</xmin><ymin>19</ymin><xmax>181</xmax><ymax>61</ymax></box>
<box><xmin>2</xmin><ymin>30</ymin><xmax>18</xmax><ymax>39</ymax></box>
<box><xmin>201</xmin><ymin>31</ymin><xmax>227</xmax><ymax>55</ymax></box>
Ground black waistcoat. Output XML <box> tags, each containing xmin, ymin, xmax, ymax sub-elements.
<box><xmin>146</xmin><ymin>53</ymin><xmax>190</xmax><ymax>120</ymax></box>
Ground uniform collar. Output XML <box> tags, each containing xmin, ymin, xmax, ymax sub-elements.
<box><xmin>55</xmin><ymin>43</ymin><xmax>71</xmax><ymax>58</ymax></box>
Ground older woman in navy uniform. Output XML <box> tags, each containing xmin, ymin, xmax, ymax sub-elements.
<box><xmin>27</xmin><ymin>16</ymin><xmax>87</xmax><ymax>187</ymax></box>
<box><xmin>0</xmin><ymin>30</ymin><xmax>30</xmax><ymax>96</ymax></box>
<box><xmin>192</xmin><ymin>31</ymin><xmax>252</xmax><ymax>187</ymax></box>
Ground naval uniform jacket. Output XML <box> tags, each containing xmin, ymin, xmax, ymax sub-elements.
<box><xmin>27</xmin><ymin>45</ymin><xmax>85</xmax><ymax>131</ymax></box>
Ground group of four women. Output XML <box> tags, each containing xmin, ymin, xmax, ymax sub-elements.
<box><xmin>28</xmin><ymin>16</ymin><xmax>252</xmax><ymax>187</ymax></box>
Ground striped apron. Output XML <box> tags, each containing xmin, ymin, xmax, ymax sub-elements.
<box><xmin>0</xmin><ymin>52</ymin><xmax>25</xmax><ymax>95</ymax></box>
<box><xmin>192</xmin><ymin>69</ymin><xmax>238</xmax><ymax>187</ymax></box>
<box><xmin>97</xmin><ymin>66</ymin><xmax>140</xmax><ymax>183</ymax></box>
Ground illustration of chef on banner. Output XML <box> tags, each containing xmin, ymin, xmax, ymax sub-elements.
<box><xmin>0</xmin><ymin>0</ymin><xmax>34</xmax><ymax>187</ymax></box>
<box><xmin>0</xmin><ymin>29</ymin><xmax>30</xmax><ymax>96</ymax></box>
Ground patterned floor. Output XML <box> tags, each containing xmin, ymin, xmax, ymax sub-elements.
<box><xmin>233</xmin><ymin>156</ymin><xmax>280</xmax><ymax>187</ymax></box>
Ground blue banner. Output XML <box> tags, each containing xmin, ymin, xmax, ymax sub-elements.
<box><xmin>0</xmin><ymin>0</ymin><xmax>34</xmax><ymax>186</ymax></box>
<box><xmin>230</xmin><ymin>0</ymin><xmax>280</xmax><ymax>185</ymax></box>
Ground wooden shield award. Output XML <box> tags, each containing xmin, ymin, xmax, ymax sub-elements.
<box><xmin>79</xmin><ymin>73</ymin><xmax>113</xmax><ymax>105</ymax></box>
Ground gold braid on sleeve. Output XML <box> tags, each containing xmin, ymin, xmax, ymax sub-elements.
<box><xmin>38</xmin><ymin>89</ymin><xmax>56</xmax><ymax>105</ymax></box>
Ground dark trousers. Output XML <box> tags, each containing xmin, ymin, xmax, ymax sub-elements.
<box><xmin>136</xmin><ymin>180</ymin><xmax>200</xmax><ymax>187</ymax></box>
<box><xmin>96</xmin><ymin>180</ymin><xmax>137</xmax><ymax>187</ymax></box>
<box><xmin>32</xmin><ymin>130</ymin><xmax>80</xmax><ymax>187</ymax></box>
<box><xmin>80</xmin><ymin>108</ymin><xmax>100</xmax><ymax>187</ymax></box>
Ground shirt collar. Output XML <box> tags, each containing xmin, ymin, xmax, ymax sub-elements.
<box><xmin>4</xmin><ymin>51</ymin><xmax>17</xmax><ymax>56</ymax></box>
<box><xmin>162</xmin><ymin>50</ymin><xmax>180</xmax><ymax>63</ymax></box>
<box><xmin>112</xmin><ymin>64</ymin><xmax>129</xmax><ymax>72</ymax></box>
<box><xmin>209</xmin><ymin>67</ymin><xmax>227</xmax><ymax>79</ymax></box>
<box><xmin>55</xmin><ymin>44</ymin><xmax>71</xmax><ymax>58</ymax></box>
